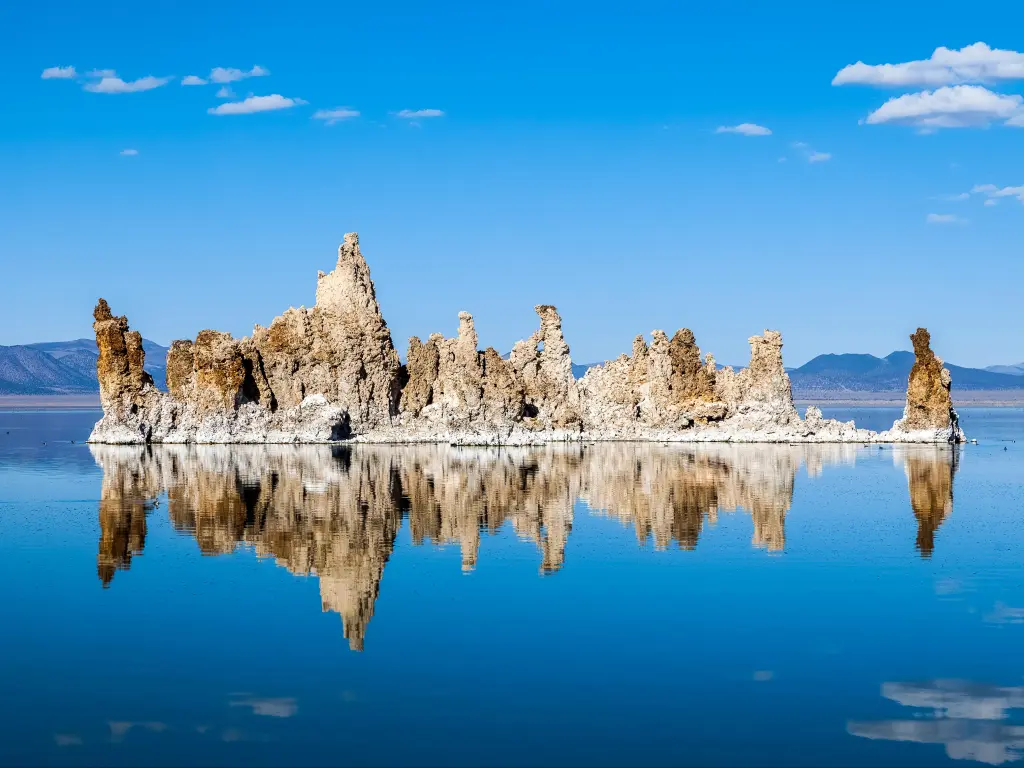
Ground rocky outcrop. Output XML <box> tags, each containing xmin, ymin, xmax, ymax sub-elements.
<box><xmin>88</xmin><ymin>233</ymin><xmax>963</xmax><ymax>444</ymax></box>
<box><xmin>891</xmin><ymin>328</ymin><xmax>963</xmax><ymax>442</ymax></box>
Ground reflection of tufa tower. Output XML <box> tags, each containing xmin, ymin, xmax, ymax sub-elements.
<box><xmin>91</xmin><ymin>442</ymin><xmax>956</xmax><ymax>649</ymax></box>
<box><xmin>96</xmin><ymin>446</ymin><xmax>162</xmax><ymax>586</ymax></box>
<box><xmin>895</xmin><ymin>446</ymin><xmax>959</xmax><ymax>557</ymax></box>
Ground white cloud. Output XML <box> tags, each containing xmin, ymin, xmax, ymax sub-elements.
<box><xmin>312</xmin><ymin>107</ymin><xmax>360</xmax><ymax>125</ymax></box>
<box><xmin>119</xmin><ymin>148</ymin><xmax>138</xmax><ymax>156</ymax></box>
<box><xmin>216</xmin><ymin>86</ymin><xmax>235</xmax><ymax>99</ymax></box>
<box><xmin>41</xmin><ymin>66</ymin><xmax>76</xmax><ymax>79</ymax></box>
<box><xmin>181</xmin><ymin>75</ymin><xmax>207</xmax><ymax>86</ymax></box>
<box><xmin>715</xmin><ymin>123</ymin><xmax>771</xmax><ymax>136</ymax></box>
<box><xmin>865</xmin><ymin>85</ymin><xmax>1023</xmax><ymax>129</ymax></box>
<box><xmin>207</xmin><ymin>94</ymin><xmax>306</xmax><ymax>115</ymax></box>
<box><xmin>834</xmin><ymin>42</ymin><xmax>1024</xmax><ymax>88</ymax></box>
<box><xmin>87</xmin><ymin>69</ymin><xmax>116</xmax><ymax>78</ymax></box>
<box><xmin>971</xmin><ymin>184</ymin><xmax>1024</xmax><ymax>203</ymax></box>
<box><xmin>936</xmin><ymin>192</ymin><xmax>970</xmax><ymax>201</ymax></box>
<box><xmin>395</xmin><ymin>108</ymin><xmax>444</xmax><ymax>119</ymax></box>
<box><xmin>927</xmin><ymin>213</ymin><xmax>967</xmax><ymax>224</ymax></box>
<box><xmin>83</xmin><ymin>74</ymin><xmax>172</xmax><ymax>94</ymax></box>
<box><xmin>787</xmin><ymin>141</ymin><xmax>831</xmax><ymax>163</ymax></box>
<box><xmin>209</xmin><ymin>65</ymin><xmax>269</xmax><ymax>84</ymax></box>
<box><xmin>984</xmin><ymin>199</ymin><xmax>999</xmax><ymax>207</ymax></box>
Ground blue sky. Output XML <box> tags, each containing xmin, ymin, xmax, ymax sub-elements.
<box><xmin>1</xmin><ymin>0</ymin><xmax>1022</xmax><ymax>368</ymax></box>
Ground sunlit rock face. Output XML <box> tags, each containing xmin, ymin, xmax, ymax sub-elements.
<box><xmin>90</xmin><ymin>442</ymin><xmax>958</xmax><ymax>649</ymax></box>
<box><xmin>889</xmin><ymin>328</ymin><xmax>965</xmax><ymax>443</ymax></box>
<box><xmin>88</xmin><ymin>234</ymin><xmax>962</xmax><ymax>445</ymax></box>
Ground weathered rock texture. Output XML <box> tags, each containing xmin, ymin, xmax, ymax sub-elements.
<box><xmin>90</xmin><ymin>441</ymin><xmax>957</xmax><ymax>648</ymax></box>
<box><xmin>893</xmin><ymin>328</ymin><xmax>964</xmax><ymax>442</ymax></box>
<box><xmin>88</xmin><ymin>233</ymin><xmax>963</xmax><ymax>445</ymax></box>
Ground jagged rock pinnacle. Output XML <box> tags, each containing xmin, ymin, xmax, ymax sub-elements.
<box><xmin>87</xmin><ymin>237</ymin><xmax>965</xmax><ymax>445</ymax></box>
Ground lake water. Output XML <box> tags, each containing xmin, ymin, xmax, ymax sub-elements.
<box><xmin>1</xmin><ymin>407</ymin><xmax>1023</xmax><ymax>767</ymax></box>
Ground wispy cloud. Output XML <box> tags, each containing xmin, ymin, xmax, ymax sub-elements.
<box><xmin>228</xmin><ymin>695</ymin><xmax>297</xmax><ymax>718</ymax></box>
<box><xmin>216</xmin><ymin>86</ymin><xmax>235</xmax><ymax>99</ymax></box>
<box><xmin>865</xmin><ymin>85</ymin><xmax>1023</xmax><ymax>129</ymax></box>
<box><xmin>927</xmin><ymin>213</ymin><xmax>967</xmax><ymax>224</ymax></box>
<box><xmin>715</xmin><ymin>123</ymin><xmax>771</xmax><ymax>136</ymax></box>
<box><xmin>935</xmin><ymin>192</ymin><xmax>970</xmax><ymax>201</ymax></box>
<box><xmin>312</xmin><ymin>107</ymin><xmax>360</xmax><ymax>125</ymax></box>
<box><xmin>209</xmin><ymin>66</ymin><xmax>269</xmax><ymax>84</ymax></box>
<box><xmin>395</xmin><ymin>108</ymin><xmax>444</xmax><ymax>119</ymax></box>
<box><xmin>207</xmin><ymin>94</ymin><xmax>306</xmax><ymax>115</ymax></box>
<box><xmin>834</xmin><ymin>42</ymin><xmax>1024</xmax><ymax>88</ymax></box>
<box><xmin>41</xmin><ymin>66</ymin><xmax>76</xmax><ymax>79</ymax></box>
<box><xmin>181</xmin><ymin>75</ymin><xmax>207</xmax><ymax>86</ymax></box>
<box><xmin>83</xmin><ymin>73</ymin><xmax>172</xmax><ymax>94</ymax></box>
<box><xmin>87</xmin><ymin>69</ymin><xmax>116</xmax><ymax>78</ymax></box>
<box><xmin>119</xmin><ymin>148</ymin><xmax>139</xmax><ymax>156</ymax></box>
<box><xmin>971</xmin><ymin>184</ymin><xmax>1024</xmax><ymax>203</ymax></box>
<box><xmin>788</xmin><ymin>141</ymin><xmax>832</xmax><ymax>163</ymax></box>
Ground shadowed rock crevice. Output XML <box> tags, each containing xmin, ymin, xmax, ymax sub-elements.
<box><xmin>88</xmin><ymin>234</ymin><xmax>964</xmax><ymax>445</ymax></box>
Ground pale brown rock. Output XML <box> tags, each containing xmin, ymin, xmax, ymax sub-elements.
<box><xmin>481</xmin><ymin>347</ymin><xmax>526</xmax><ymax>423</ymax></box>
<box><xmin>669</xmin><ymin>329</ymin><xmax>717</xmax><ymax>402</ymax></box>
<box><xmin>509</xmin><ymin>305</ymin><xmax>581</xmax><ymax>428</ymax></box>
<box><xmin>87</xmin><ymin>235</ymin><xmax>962</xmax><ymax>445</ymax></box>
<box><xmin>166</xmin><ymin>340</ymin><xmax>196</xmax><ymax>401</ymax></box>
<box><xmin>251</xmin><ymin>232</ymin><xmax>402</xmax><ymax>432</ymax></box>
<box><xmin>193</xmin><ymin>330</ymin><xmax>247</xmax><ymax>413</ymax></box>
<box><xmin>93</xmin><ymin>299</ymin><xmax>155</xmax><ymax>409</ymax></box>
<box><xmin>580</xmin><ymin>327</ymin><xmax>728</xmax><ymax>431</ymax></box>
<box><xmin>716</xmin><ymin>330</ymin><xmax>797</xmax><ymax>425</ymax></box>
<box><xmin>400</xmin><ymin>335</ymin><xmax>440</xmax><ymax>416</ymax></box>
<box><xmin>899</xmin><ymin>328</ymin><xmax>958</xmax><ymax>433</ymax></box>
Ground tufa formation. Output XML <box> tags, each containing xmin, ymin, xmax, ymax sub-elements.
<box><xmin>89</xmin><ymin>233</ymin><xmax>964</xmax><ymax>445</ymax></box>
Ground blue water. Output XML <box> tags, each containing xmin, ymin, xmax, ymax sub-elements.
<box><xmin>1</xmin><ymin>407</ymin><xmax>1023</xmax><ymax>767</ymax></box>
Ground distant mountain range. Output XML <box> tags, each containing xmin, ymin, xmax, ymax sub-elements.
<box><xmin>984</xmin><ymin>362</ymin><xmax>1024</xmax><ymax>376</ymax></box>
<box><xmin>2</xmin><ymin>341</ymin><xmax>1022</xmax><ymax>396</ymax></box>
<box><xmin>788</xmin><ymin>351</ymin><xmax>1024</xmax><ymax>392</ymax></box>
<box><xmin>0</xmin><ymin>338</ymin><xmax>167</xmax><ymax>395</ymax></box>
<box><xmin>572</xmin><ymin>351</ymin><xmax>1024</xmax><ymax>393</ymax></box>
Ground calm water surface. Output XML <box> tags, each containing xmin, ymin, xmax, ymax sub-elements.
<box><xmin>1</xmin><ymin>407</ymin><xmax>1023</xmax><ymax>767</ymax></box>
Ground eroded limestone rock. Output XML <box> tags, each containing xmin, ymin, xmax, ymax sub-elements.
<box><xmin>88</xmin><ymin>234</ymin><xmax>963</xmax><ymax>445</ymax></box>
<box><xmin>895</xmin><ymin>329</ymin><xmax>961</xmax><ymax>438</ymax></box>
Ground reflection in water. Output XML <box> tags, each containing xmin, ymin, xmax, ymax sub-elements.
<box><xmin>92</xmin><ymin>443</ymin><xmax>960</xmax><ymax>650</ymax></box>
<box><xmin>896</xmin><ymin>446</ymin><xmax>959</xmax><ymax>557</ymax></box>
<box><xmin>849</xmin><ymin>680</ymin><xmax>1024</xmax><ymax>765</ymax></box>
